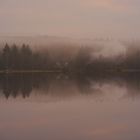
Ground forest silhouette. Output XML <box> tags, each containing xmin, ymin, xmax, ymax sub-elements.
<box><xmin>0</xmin><ymin>43</ymin><xmax>140</xmax><ymax>73</ymax></box>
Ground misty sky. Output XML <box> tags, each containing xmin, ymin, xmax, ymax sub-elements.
<box><xmin>0</xmin><ymin>0</ymin><xmax>140</xmax><ymax>38</ymax></box>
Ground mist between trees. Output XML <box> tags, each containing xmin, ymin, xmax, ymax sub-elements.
<box><xmin>0</xmin><ymin>42</ymin><xmax>140</xmax><ymax>73</ymax></box>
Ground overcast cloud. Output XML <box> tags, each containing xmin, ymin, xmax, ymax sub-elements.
<box><xmin>0</xmin><ymin>0</ymin><xmax>140</xmax><ymax>38</ymax></box>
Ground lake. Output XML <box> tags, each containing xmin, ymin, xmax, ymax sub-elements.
<box><xmin>0</xmin><ymin>73</ymin><xmax>140</xmax><ymax>140</ymax></box>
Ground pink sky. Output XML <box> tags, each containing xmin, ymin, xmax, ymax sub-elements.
<box><xmin>0</xmin><ymin>0</ymin><xmax>140</xmax><ymax>38</ymax></box>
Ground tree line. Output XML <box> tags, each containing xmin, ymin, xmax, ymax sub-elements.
<box><xmin>0</xmin><ymin>43</ymin><xmax>140</xmax><ymax>72</ymax></box>
<box><xmin>0</xmin><ymin>44</ymin><xmax>50</xmax><ymax>71</ymax></box>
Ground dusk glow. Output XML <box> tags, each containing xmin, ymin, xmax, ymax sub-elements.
<box><xmin>0</xmin><ymin>0</ymin><xmax>140</xmax><ymax>38</ymax></box>
<box><xmin>0</xmin><ymin>1</ymin><xmax>140</xmax><ymax>140</ymax></box>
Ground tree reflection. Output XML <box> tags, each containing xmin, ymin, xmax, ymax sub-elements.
<box><xmin>0</xmin><ymin>72</ymin><xmax>140</xmax><ymax>100</ymax></box>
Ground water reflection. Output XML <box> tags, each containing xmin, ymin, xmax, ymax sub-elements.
<box><xmin>0</xmin><ymin>73</ymin><xmax>140</xmax><ymax>140</ymax></box>
<box><xmin>0</xmin><ymin>72</ymin><xmax>140</xmax><ymax>100</ymax></box>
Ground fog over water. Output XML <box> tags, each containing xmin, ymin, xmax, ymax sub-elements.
<box><xmin>0</xmin><ymin>36</ymin><xmax>140</xmax><ymax>140</ymax></box>
<box><xmin>0</xmin><ymin>0</ymin><xmax>140</xmax><ymax>139</ymax></box>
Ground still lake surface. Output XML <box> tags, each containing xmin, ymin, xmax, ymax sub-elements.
<box><xmin>0</xmin><ymin>73</ymin><xmax>140</xmax><ymax>140</ymax></box>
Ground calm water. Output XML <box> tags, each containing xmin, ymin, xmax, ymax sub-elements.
<box><xmin>0</xmin><ymin>73</ymin><xmax>140</xmax><ymax>140</ymax></box>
